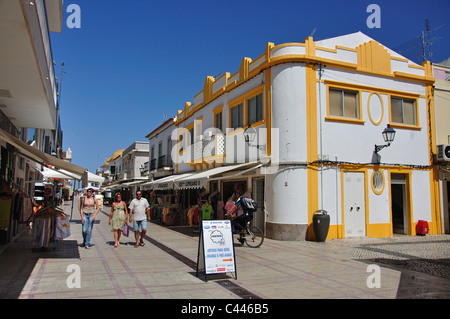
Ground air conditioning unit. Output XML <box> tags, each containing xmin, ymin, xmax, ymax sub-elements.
<box><xmin>437</xmin><ymin>144</ymin><xmax>450</xmax><ymax>162</ymax></box>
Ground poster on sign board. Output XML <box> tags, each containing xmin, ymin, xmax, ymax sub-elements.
<box><xmin>196</xmin><ymin>220</ymin><xmax>237</xmax><ymax>281</ymax></box>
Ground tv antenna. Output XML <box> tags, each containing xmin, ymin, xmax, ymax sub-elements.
<box><xmin>418</xmin><ymin>19</ymin><xmax>444</xmax><ymax>63</ymax></box>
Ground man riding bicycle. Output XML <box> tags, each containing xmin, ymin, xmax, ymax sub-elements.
<box><xmin>225</xmin><ymin>190</ymin><xmax>254</xmax><ymax>244</ymax></box>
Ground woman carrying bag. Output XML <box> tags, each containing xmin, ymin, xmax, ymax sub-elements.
<box><xmin>108</xmin><ymin>192</ymin><xmax>128</xmax><ymax>247</ymax></box>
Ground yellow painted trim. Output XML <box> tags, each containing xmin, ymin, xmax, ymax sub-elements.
<box><xmin>249</xmin><ymin>120</ymin><xmax>265</xmax><ymax>128</ymax></box>
<box><xmin>391</xmin><ymin>56</ymin><xmax>409</xmax><ymax>62</ymax></box>
<box><xmin>366</xmin><ymin>223</ymin><xmax>392</xmax><ymax>238</ymax></box>
<box><xmin>271</xmin><ymin>42</ymin><xmax>305</xmax><ymax>50</ymax></box>
<box><xmin>327</xmin><ymin>224</ymin><xmax>344</xmax><ymax>239</ymax></box>
<box><xmin>239</xmin><ymin>57</ymin><xmax>252</xmax><ymax>83</ymax></box>
<box><xmin>367</xmin><ymin>92</ymin><xmax>384</xmax><ymax>126</ymax></box>
<box><xmin>424</xmin><ymin>62</ymin><xmax>441</xmax><ymax>233</ymax></box>
<box><xmin>174</xmin><ymin>39</ymin><xmax>436</xmax><ymax>132</ymax></box>
<box><xmin>226</xmin><ymin>127</ymin><xmax>245</xmax><ymax>136</ymax></box>
<box><xmin>394</xmin><ymin>71</ymin><xmax>435</xmax><ymax>84</ymax></box>
<box><xmin>388</xmin><ymin>93</ymin><xmax>421</xmax><ymax>129</ymax></box>
<box><xmin>228</xmin><ymin>104</ymin><xmax>244</xmax><ymax>130</ymax></box>
<box><xmin>244</xmin><ymin>89</ymin><xmax>264</xmax><ymax>128</ymax></box>
<box><xmin>265</xmin><ymin>68</ymin><xmax>272</xmax><ymax>156</ymax></box>
<box><xmin>184</xmin><ymin>123</ymin><xmax>194</xmax><ymax>148</ymax></box>
<box><xmin>228</xmin><ymin>85</ymin><xmax>265</xmax><ymax>130</ymax></box>
<box><xmin>357</xmin><ymin>41</ymin><xmax>392</xmax><ymax>74</ymax></box>
<box><xmin>304</xmin><ymin>36</ymin><xmax>316</xmax><ymax>56</ymax></box>
<box><xmin>325</xmin><ymin>116</ymin><xmax>365</xmax><ymax>125</ymax></box>
<box><xmin>389</xmin><ymin>123</ymin><xmax>422</xmax><ymax>131</ymax></box>
<box><xmin>306</xmin><ymin>63</ymin><xmax>319</xmax><ymax>241</ymax></box>
<box><xmin>326</xmin><ymin>83</ymin><xmax>364</xmax><ymax>122</ymax></box>
<box><xmin>213</xmin><ymin>105</ymin><xmax>224</xmax><ymax>114</ymax></box>
<box><xmin>324</xmin><ymin>79</ymin><xmax>422</xmax><ymax>99</ymax></box>
<box><xmin>388</xmin><ymin>170</ymin><xmax>413</xmax><ymax>235</ymax></box>
<box><xmin>228</xmin><ymin>84</ymin><xmax>264</xmax><ymax>107</ymax></box>
<box><xmin>213</xmin><ymin>105</ymin><xmax>224</xmax><ymax>131</ymax></box>
<box><xmin>371</xmin><ymin>168</ymin><xmax>385</xmax><ymax>195</ymax></box>
<box><xmin>203</xmin><ymin>76</ymin><xmax>215</xmax><ymax>103</ymax></box>
<box><xmin>408</xmin><ymin>64</ymin><xmax>425</xmax><ymax>70</ymax></box>
<box><xmin>335</xmin><ymin>45</ymin><xmax>357</xmax><ymax>52</ymax></box>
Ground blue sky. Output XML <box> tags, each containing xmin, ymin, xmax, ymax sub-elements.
<box><xmin>50</xmin><ymin>0</ymin><xmax>450</xmax><ymax>174</ymax></box>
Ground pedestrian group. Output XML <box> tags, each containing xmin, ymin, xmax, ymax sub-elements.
<box><xmin>79</xmin><ymin>189</ymin><xmax>149</xmax><ymax>249</ymax></box>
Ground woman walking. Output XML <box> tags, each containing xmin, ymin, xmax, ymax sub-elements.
<box><xmin>108</xmin><ymin>192</ymin><xmax>128</xmax><ymax>247</ymax></box>
<box><xmin>79</xmin><ymin>188</ymin><xmax>100</xmax><ymax>249</ymax></box>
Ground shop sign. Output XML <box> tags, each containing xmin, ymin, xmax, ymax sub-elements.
<box><xmin>175</xmin><ymin>179</ymin><xmax>207</xmax><ymax>189</ymax></box>
<box><xmin>196</xmin><ymin>220</ymin><xmax>237</xmax><ymax>281</ymax></box>
<box><xmin>153</xmin><ymin>182</ymin><xmax>172</xmax><ymax>190</ymax></box>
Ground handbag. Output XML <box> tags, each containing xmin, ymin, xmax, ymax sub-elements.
<box><xmin>122</xmin><ymin>222</ymin><xmax>129</xmax><ymax>237</ymax></box>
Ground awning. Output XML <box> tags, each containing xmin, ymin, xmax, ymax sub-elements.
<box><xmin>0</xmin><ymin>127</ymin><xmax>87</xmax><ymax>177</ymax></box>
<box><xmin>121</xmin><ymin>179</ymin><xmax>147</xmax><ymax>187</ymax></box>
<box><xmin>141</xmin><ymin>173</ymin><xmax>196</xmax><ymax>191</ymax></box>
<box><xmin>174</xmin><ymin>162</ymin><xmax>262</xmax><ymax>189</ymax></box>
<box><xmin>41</xmin><ymin>167</ymin><xmax>105</xmax><ymax>183</ymax></box>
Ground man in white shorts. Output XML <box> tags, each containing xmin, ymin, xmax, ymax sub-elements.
<box><xmin>128</xmin><ymin>191</ymin><xmax>150</xmax><ymax>247</ymax></box>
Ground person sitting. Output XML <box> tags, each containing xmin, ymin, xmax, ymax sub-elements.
<box><xmin>225</xmin><ymin>190</ymin><xmax>254</xmax><ymax>243</ymax></box>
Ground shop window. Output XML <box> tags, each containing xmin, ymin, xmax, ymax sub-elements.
<box><xmin>391</xmin><ymin>97</ymin><xmax>416</xmax><ymax>126</ymax></box>
<box><xmin>329</xmin><ymin>88</ymin><xmax>359</xmax><ymax>119</ymax></box>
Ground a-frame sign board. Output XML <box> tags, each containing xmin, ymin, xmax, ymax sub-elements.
<box><xmin>196</xmin><ymin>220</ymin><xmax>237</xmax><ymax>282</ymax></box>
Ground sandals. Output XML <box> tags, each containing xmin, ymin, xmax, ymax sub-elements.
<box><xmin>135</xmin><ymin>242</ymin><xmax>145</xmax><ymax>248</ymax></box>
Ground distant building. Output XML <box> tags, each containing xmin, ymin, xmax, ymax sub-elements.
<box><xmin>433</xmin><ymin>57</ymin><xmax>450</xmax><ymax>234</ymax></box>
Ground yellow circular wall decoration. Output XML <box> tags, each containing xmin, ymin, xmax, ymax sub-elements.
<box><xmin>367</xmin><ymin>92</ymin><xmax>384</xmax><ymax>126</ymax></box>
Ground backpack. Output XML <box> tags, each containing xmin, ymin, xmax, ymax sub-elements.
<box><xmin>243</xmin><ymin>197</ymin><xmax>257</xmax><ymax>213</ymax></box>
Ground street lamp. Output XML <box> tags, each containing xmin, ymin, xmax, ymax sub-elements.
<box><xmin>244</xmin><ymin>126</ymin><xmax>256</xmax><ymax>144</ymax></box>
<box><xmin>243</xmin><ymin>126</ymin><xmax>266</xmax><ymax>152</ymax></box>
<box><xmin>375</xmin><ymin>124</ymin><xmax>396</xmax><ymax>154</ymax></box>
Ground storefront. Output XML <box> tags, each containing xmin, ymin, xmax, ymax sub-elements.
<box><xmin>0</xmin><ymin>127</ymin><xmax>88</xmax><ymax>245</ymax></box>
<box><xmin>140</xmin><ymin>162</ymin><xmax>265</xmax><ymax>231</ymax></box>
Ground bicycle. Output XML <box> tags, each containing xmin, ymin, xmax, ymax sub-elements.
<box><xmin>231</xmin><ymin>220</ymin><xmax>264</xmax><ymax>248</ymax></box>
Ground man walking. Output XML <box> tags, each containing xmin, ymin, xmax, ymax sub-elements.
<box><xmin>129</xmin><ymin>191</ymin><xmax>150</xmax><ymax>247</ymax></box>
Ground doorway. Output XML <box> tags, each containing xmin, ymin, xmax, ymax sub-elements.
<box><xmin>343</xmin><ymin>171</ymin><xmax>366</xmax><ymax>237</ymax></box>
<box><xmin>252</xmin><ymin>178</ymin><xmax>265</xmax><ymax>231</ymax></box>
<box><xmin>391</xmin><ymin>173</ymin><xmax>409</xmax><ymax>234</ymax></box>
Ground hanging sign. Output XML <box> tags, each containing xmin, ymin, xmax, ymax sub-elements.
<box><xmin>196</xmin><ymin>220</ymin><xmax>237</xmax><ymax>281</ymax></box>
<box><xmin>175</xmin><ymin>179</ymin><xmax>207</xmax><ymax>190</ymax></box>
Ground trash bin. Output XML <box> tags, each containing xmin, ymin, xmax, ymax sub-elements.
<box><xmin>313</xmin><ymin>210</ymin><xmax>330</xmax><ymax>242</ymax></box>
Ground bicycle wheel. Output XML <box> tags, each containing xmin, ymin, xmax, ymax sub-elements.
<box><xmin>245</xmin><ymin>226</ymin><xmax>264</xmax><ymax>248</ymax></box>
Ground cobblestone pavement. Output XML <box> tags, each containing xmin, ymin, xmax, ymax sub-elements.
<box><xmin>294</xmin><ymin>235</ymin><xmax>450</xmax><ymax>277</ymax></box>
<box><xmin>291</xmin><ymin>235</ymin><xmax>450</xmax><ymax>298</ymax></box>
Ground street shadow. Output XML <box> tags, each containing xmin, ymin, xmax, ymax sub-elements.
<box><xmin>164</xmin><ymin>225</ymin><xmax>199</xmax><ymax>238</ymax></box>
<box><xmin>360</xmin><ymin>258</ymin><xmax>450</xmax><ymax>298</ymax></box>
<box><xmin>0</xmin><ymin>228</ymin><xmax>80</xmax><ymax>299</ymax></box>
<box><xmin>355</xmin><ymin>239</ymin><xmax>450</xmax><ymax>299</ymax></box>
<box><xmin>70</xmin><ymin>219</ymin><xmax>101</xmax><ymax>224</ymax></box>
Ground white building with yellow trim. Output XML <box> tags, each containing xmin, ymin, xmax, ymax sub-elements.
<box><xmin>147</xmin><ymin>31</ymin><xmax>441</xmax><ymax>241</ymax></box>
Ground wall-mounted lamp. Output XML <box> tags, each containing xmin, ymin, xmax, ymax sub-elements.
<box><xmin>244</xmin><ymin>126</ymin><xmax>266</xmax><ymax>152</ymax></box>
<box><xmin>375</xmin><ymin>124</ymin><xmax>396</xmax><ymax>154</ymax></box>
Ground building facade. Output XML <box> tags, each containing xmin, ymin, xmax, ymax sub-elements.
<box><xmin>433</xmin><ymin>58</ymin><xmax>450</xmax><ymax>234</ymax></box>
<box><xmin>146</xmin><ymin>32</ymin><xmax>441</xmax><ymax>241</ymax></box>
<box><xmin>0</xmin><ymin>0</ymin><xmax>91</xmax><ymax>246</ymax></box>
